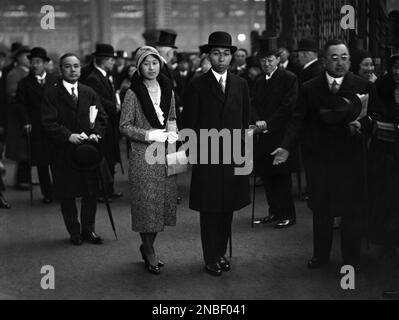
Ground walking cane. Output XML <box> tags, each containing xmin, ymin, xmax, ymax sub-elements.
<box><xmin>229</xmin><ymin>226</ymin><xmax>232</xmax><ymax>258</ymax></box>
<box><xmin>96</xmin><ymin>164</ymin><xmax>118</xmax><ymax>240</ymax></box>
<box><xmin>26</xmin><ymin>131</ymin><xmax>33</xmax><ymax>205</ymax></box>
<box><xmin>251</xmin><ymin>173</ymin><xmax>256</xmax><ymax>228</ymax></box>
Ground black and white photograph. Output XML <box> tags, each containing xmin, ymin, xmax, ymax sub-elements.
<box><xmin>1</xmin><ymin>0</ymin><xmax>399</xmax><ymax>305</ymax></box>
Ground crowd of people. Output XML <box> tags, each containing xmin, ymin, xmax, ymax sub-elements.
<box><xmin>0</xmin><ymin>29</ymin><xmax>399</xmax><ymax>297</ymax></box>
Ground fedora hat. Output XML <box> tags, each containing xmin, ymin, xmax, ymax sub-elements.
<box><xmin>155</xmin><ymin>30</ymin><xmax>178</xmax><ymax>49</ymax></box>
<box><xmin>69</xmin><ymin>141</ymin><xmax>103</xmax><ymax>171</ymax></box>
<box><xmin>12</xmin><ymin>45</ymin><xmax>31</xmax><ymax>59</ymax></box>
<box><xmin>201</xmin><ymin>31</ymin><xmax>237</xmax><ymax>54</ymax></box>
<box><xmin>296</xmin><ymin>38</ymin><xmax>318</xmax><ymax>52</ymax></box>
<box><xmin>94</xmin><ymin>43</ymin><xmax>117</xmax><ymax>58</ymax></box>
<box><xmin>257</xmin><ymin>36</ymin><xmax>279</xmax><ymax>58</ymax></box>
<box><xmin>319</xmin><ymin>91</ymin><xmax>362</xmax><ymax>125</ymax></box>
<box><xmin>28</xmin><ymin>47</ymin><xmax>50</xmax><ymax>62</ymax></box>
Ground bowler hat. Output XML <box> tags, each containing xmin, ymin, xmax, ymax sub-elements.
<box><xmin>296</xmin><ymin>38</ymin><xmax>318</xmax><ymax>52</ymax></box>
<box><xmin>28</xmin><ymin>47</ymin><xmax>50</xmax><ymax>62</ymax></box>
<box><xmin>155</xmin><ymin>30</ymin><xmax>178</xmax><ymax>49</ymax></box>
<box><xmin>257</xmin><ymin>36</ymin><xmax>279</xmax><ymax>58</ymax></box>
<box><xmin>319</xmin><ymin>91</ymin><xmax>362</xmax><ymax>125</ymax></box>
<box><xmin>12</xmin><ymin>45</ymin><xmax>31</xmax><ymax>59</ymax></box>
<box><xmin>94</xmin><ymin>43</ymin><xmax>116</xmax><ymax>58</ymax></box>
<box><xmin>201</xmin><ymin>31</ymin><xmax>237</xmax><ymax>54</ymax></box>
<box><xmin>69</xmin><ymin>141</ymin><xmax>103</xmax><ymax>171</ymax></box>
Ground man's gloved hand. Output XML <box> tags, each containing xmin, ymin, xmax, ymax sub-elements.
<box><xmin>148</xmin><ymin>129</ymin><xmax>169</xmax><ymax>142</ymax></box>
<box><xmin>167</xmin><ymin>131</ymin><xmax>179</xmax><ymax>144</ymax></box>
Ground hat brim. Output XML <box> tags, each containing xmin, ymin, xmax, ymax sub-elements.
<box><xmin>13</xmin><ymin>49</ymin><xmax>31</xmax><ymax>59</ymax></box>
<box><xmin>27</xmin><ymin>55</ymin><xmax>50</xmax><ymax>62</ymax></box>
<box><xmin>155</xmin><ymin>42</ymin><xmax>178</xmax><ymax>49</ymax></box>
<box><xmin>94</xmin><ymin>53</ymin><xmax>117</xmax><ymax>58</ymax></box>
<box><xmin>202</xmin><ymin>44</ymin><xmax>237</xmax><ymax>54</ymax></box>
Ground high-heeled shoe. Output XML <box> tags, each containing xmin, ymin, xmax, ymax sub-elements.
<box><xmin>139</xmin><ymin>245</ymin><xmax>161</xmax><ymax>275</ymax></box>
<box><xmin>139</xmin><ymin>245</ymin><xmax>165</xmax><ymax>267</ymax></box>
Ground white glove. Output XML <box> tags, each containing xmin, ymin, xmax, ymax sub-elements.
<box><xmin>148</xmin><ymin>129</ymin><xmax>169</xmax><ymax>142</ymax></box>
<box><xmin>167</xmin><ymin>131</ymin><xmax>179</xmax><ymax>144</ymax></box>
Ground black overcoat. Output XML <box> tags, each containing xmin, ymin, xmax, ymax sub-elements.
<box><xmin>251</xmin><ymin>68</ymin><xmax>298</xmax><ymax>175</ymax></box>
<box><xmin>41</xmin><ymin>82</ymin><xmax>108</xmax><ymax>198</ymax></box>
<box><xmin>182</xmin><ymin>70</ymin><xmax>251</xmax><ymax>213</ymax></box>
<box><xmin>282</xmin><ymin>72</ymin><xmax>377</xmax><ymax>217</ymax></box>
<box><xmin>84</xmin><ymin>68</ymin><xmax>121</xmax><ymax>167</ymax></box>
<box><xmin>16</xmin><ymin>72</ymin><xmax>58</xmax><ymax>165</ymax></box>
<box><xmin>298</xmin><ymin>59</ymin><xmax>325</xmax><ymax>85</ymax></box>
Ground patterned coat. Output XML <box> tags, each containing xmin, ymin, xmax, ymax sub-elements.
<box><xmin>120</xmin><ymin>88</ymin><xmax>177</xmax><ymax>233</ymax></box>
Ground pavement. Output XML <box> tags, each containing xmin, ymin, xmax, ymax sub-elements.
<box><xmin>0</xmin><ymin>156</ymin><xmax>398</xmax><ymax>300</ymax></box>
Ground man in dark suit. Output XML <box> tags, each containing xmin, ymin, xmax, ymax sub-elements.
<box><xmin>296</xmin><ymin>39</ymin><xmax>324</xmax><ymax>85</ymax></box>
<box><xmin>183</xmin><ymin>31</ymin><xmax>251</xmax><ymax>276</ymax></box>
<box><xmin>41</xmin><ymin>53</ymin><xmax>108</xmax><ymax>245</ymax></box>
<box><xmin>156</xmin><ymin>30</ymin><xmax>178</xmax><ymax>87</ymax></box>
<box><xmin>276</xmin><ymin>40</ymin><xmax>377</xmax><ymax>271</ymax></box>
<box><xmin>278</xmin><ymin>48</ymin><xmax>300</xmax><ymax>76</ymax></box>
<box><xmin>252</xmin><ymin>38</ymin><xmax>298</xmax><ymax>229</ymax></box>
<box><xmin>84</xmin><ymin>44</ymin><xmax>122</xmax><ymax>199</ymax></box>
<box><xmin>16</xmin><ymin>47</ymin><xmax>57</xmax><ymax>203</ymax></box>
<box><xmin>112</xmin><ymin>50</ymin><xmax>128</xmax><ymax>91</ymax></box>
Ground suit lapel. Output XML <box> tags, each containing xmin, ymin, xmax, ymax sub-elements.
<box><xmin>207</xmin><ymin>70</ymin><xmax>225</xmax><ymax>104</ymax></box>
<box><xmin>95</xmin><ymin>68</ymin><xmax>113</xmax><ymax>96</ymax></box>
<box><xmin>58</xmin><ymin>82</ymin><xmax>78</xmax><ymax>127</ymax></box>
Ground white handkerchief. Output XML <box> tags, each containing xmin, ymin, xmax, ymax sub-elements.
<box><xmin>89</xmin><ymin>105</ymin><xmax>98</xmax><ymax>124</ymax></box>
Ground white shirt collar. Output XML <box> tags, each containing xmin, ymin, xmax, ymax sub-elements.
<box><xmin>303</xmin><ymin>58</ymin><xmax>318</xmax><ymax>70</ymax></box>
<box><xmin>35</xmin><ymin>72</ymin><xmax>47</xmax><ymax>81</ymax></box>
<box><xmin>265</xmin><ymin>67</ymin><xmax>278</xmax><ymax>80</ymax></box>
<box><xmin>211</xmin><ymin>69</ymin><xmax>227</xmax><ymax>83</ymax></box>
<box><xmin>280</xmin><ymin>61</ymin><xmax>289</xmax><ymax>69</ymax></box>
<box><xmin>237</xmin><ymin>64</ymin><xmax>247</xmax><ymax>71</ymax></box>
<box><xmin>95</xmin><ymin>65</ymin><xmax>107</xmax><ymax>78</ymax></box>
<box><xmin>326</xmin><ymin>72</ymin><xmax>344</xmax><ymax>86</ymax></box>
<box><xmin>62</xmin><ymin>80</ymin><xmax>78</xmax><ymax>97</ymax></box>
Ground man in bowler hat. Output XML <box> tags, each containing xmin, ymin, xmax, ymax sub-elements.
<box><xmin>16</xmin><ymin>47</ymin><xmax>57</xmax><ymax>203</ymax></box>
<box><xmin>84</xmin><ymin>44</ymin><xmax>122</xmax><ymax>200</ymax></box>
<box><xmin>41</xmin><ymin>53</ymin><xmax>108</xmax><ymax>245</ymax></box>
<box><xmin>295</xmin><ymin>38</ymin><xmax>324</xmax><ymax>85</ymax></box>
<box><xmin>183</xmin><ymin>31</ymin><xmax>251</xmax><ymax>276</ymax></box>
<box><xmin>276</xmin><ymin>40</ymin><xmax>378</xmax><ymax>271</ymax></box>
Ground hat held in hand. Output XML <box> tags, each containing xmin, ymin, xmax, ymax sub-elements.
<box><xmin>69</xmin><ymin>140</ymin><xmax>103</xmax><ymax>171</ymax></box>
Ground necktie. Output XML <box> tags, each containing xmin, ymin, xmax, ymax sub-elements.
<box><xmin>219</xmin><ymin>77</ymin><xmax>225</xmax><ymax>94</ymax></box>
<box><xmin>331</xmin><ymin>80</ymin><xmax>339</xmax><ymax>94</ymax></box>
<box><xmin>71</xmin><ymin>87</ymin><xmax>78</xmax><ymax>105</ymax></box>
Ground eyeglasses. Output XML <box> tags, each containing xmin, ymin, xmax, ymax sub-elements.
<box><xmin>260</xmin><ymin>58</ymin><xmax>276</xmax><ymax>64</ymax></box>
<box><xmin>330</xmin><ymin>54</ymin><xmax>349</xmax><ymax>62</ymax></box>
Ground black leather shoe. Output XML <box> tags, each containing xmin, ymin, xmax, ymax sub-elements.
<box><xmin>111</xmin><ymin>192</ymin><xmax>123</xmax><ymax>198</ymax></box>
<box><xmin>254</xmin><ymin>215</ymin><xmax>278</xmax><ymax>224</ymax></box>
<box><xmin>42</xmin><ymin>196</ymin><xmax>53</xmax><ymax>204</ymax></box>
<box><xmin>219</xmin><ymin>256</ymin><xmax>231</xmax><ymax>272</ymax></box>
<box><xmin>0</xmin><ymin>195</ymin><xmax>11</xmax><ymax>209</ymax></box>
<box><xmin>307</xmin><ymin>257</ymin><xmax>330</xmax><ymax>269</ymax></box>
<box><xmin>139</xmin><ymin>245</ymin><xmax>161</xmax><ymax>275</ymax></box>
<box><xmin>274</xmin><ymin>219</ymin><xmax>296</xmax><ymax>229</ymax></box>
<box><xmin>205</xmin><ymin>263</ymin><xmax>222</xmax><ymax>276</ymax></box>
<box><xmin>70</xmin><ymin>234</ymin><xmax>83</xmax><ymax>246</ymax></box>
<box><xmin>82</xmin><ymin>231</ymin><xmax>104</xmax><ymax>244</ymax></box>
<box><xmin>382</xmin><ymin>290</ymin><xmax>399</xmax><ymax>299</ymax></box>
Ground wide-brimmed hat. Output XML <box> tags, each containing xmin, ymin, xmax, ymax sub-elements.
<box><xmin>155</xmin><ymin>30</ymin><xmax>178</xmax><ymax>49</ymax></box>
<box><xmin>296</xmin><ymin>38</ymin><xmax>318</xmax><ymax>52</ymax></box>
<box><xmin>319</xmin><ymin>91</ymin><xmax>362</xmax><ymax>125</ymax></box>
<box><xmin>94</xmin><ymin>43</ymin><xmax>117</xmax><ymax>58</ymax></box>
<box><xmin>69</xmin><ymin>141</ymin><xmax>103</xmax><ymax>171</ymax></box>
<box><xmin>28</xmin><ymin>47</ymin><xmax>50</xmax><ymax>62</ymax></box>
<box><xmin>201</xmin><ymin>31</ymin><xmax>237</xmax><ymax>54</ymax></box>
<box><xmin>12</xmin><ymin>45</ymin><xmax>31</xmax><ymax>59</ymax></box>
<box><xmin>257</xmin><ymin>36</ymin><xmax>279</xmax><ymax>58</ymax></box>
<box><xmin>135</xmin><ymin>46</ymin><xmax>164</xmax><ymax>76</ymax></box>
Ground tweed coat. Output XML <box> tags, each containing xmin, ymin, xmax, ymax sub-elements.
<box><xmin>282</xmin><ymin>72</ymin><xmax>377</xmax><ymax>217</ymax></box>
<box><xmin>15</xmin><ymin>72</ymin><xmax>58</xmax><ymax>165</ymax></box>
<box><xmin>41</xmin><ymin>81</ymin><xmax>108</xmax><ymax>198</ymax></box>
<box><xmin>182</xmin><ymin>70</ymin><xmax>251</xmax><ymax>214</ymax></box>
<box><xmin>120</xmin><ymin>88</ymin><xmax>177</xmax><ymax>233</ymax></box>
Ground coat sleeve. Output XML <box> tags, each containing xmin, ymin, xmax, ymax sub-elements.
<box><xmin>91</xmin><ymin>91</ymin><xmax>108</xmax><ymax>138</ymax></box>
<box><xmin>267</xmin><ymin>74</ymin><xmax>298</xmax><ymax>133</ymax></box>
<box><xmin>85</xmin><ymin>76</ymin><xmax>118</xmax><ymax>117</ymax></box>
<box><xmin>41</xmin><ymin>90</ymin><xmax>73</xmax><ymax>146</ymax></box>
<box><xmin>250</xmin><ymin>80</ymin><xmax>261</xmax><ymax>124</ymax></box>
<box><xmin>281</xmin><ymin>83</ymin><xmax>307</xmax><ymax>151</ymax></box>
<box><xmin>15</xmin><ymin>80</ymin><xmax>30</xmax><ymax>126</ymax></box>
<box><xmin>182</xmin><ymin>81</ymin><xmax>200</xmax><ymax>131</ymax></box>
<box><xmin>119</xmin><ymin>89</ymin><xmax>151</xmax><ymax>144</ymax></box>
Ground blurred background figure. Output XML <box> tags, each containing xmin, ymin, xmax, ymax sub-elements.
<box><xmin>231</xmin><ymin>48</ymin><xmax>248</xmax><ymax>76</ymax></box>
<box><xmin>351</xmin><ymin>50</ymin><xmax>378</xmax><ymax>83</ymax></box>
<box><xmin>113</xmin><ymin>50</ymin><xmax>128</xmax><ymax>90</ymax></box>
<box><xmin>240</xmin><ymin>56</ymin><xmax>262</xmax><ymax>98</ymax></box>
<box><xmin>278</xmin><ymin>47</ymin><xmax>300</xmax><ymax>75</ymax></box>
<box><xmin>192</xmin><ymin>56</ymin><xmax>211</xmax><ymax>79</ymax></box>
